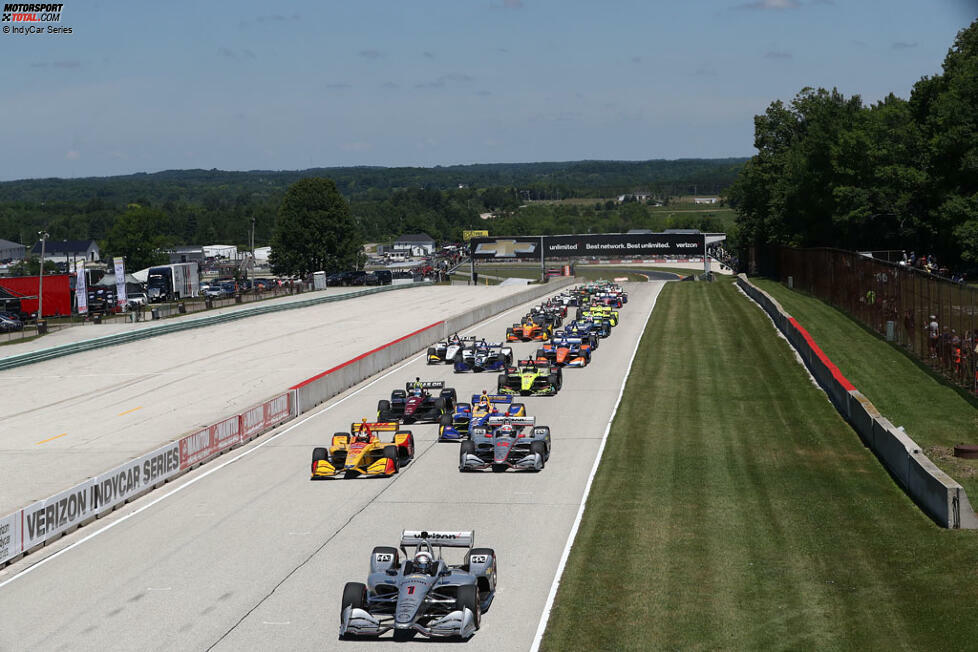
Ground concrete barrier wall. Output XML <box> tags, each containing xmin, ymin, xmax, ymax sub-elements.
<box><xmin>291</xmin><ymin>279</ymin><xmax>575</xmax><ymax>414</ymax></box>
<box><xmin>737</xmin><ymin>274</ymin><xmax>978</xmax><ymax>529</ymax></box>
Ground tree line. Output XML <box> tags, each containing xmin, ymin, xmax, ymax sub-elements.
<box><xmin>0</xmin><ymin>158</ymin><xmax>744</xmax><ymax>270</ymax></box>
<box><xmin>729</xmin><ymin>20</ymin><xmax>978</xmax><ymax>269</ymax></box>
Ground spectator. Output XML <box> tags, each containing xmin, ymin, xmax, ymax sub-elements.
<box><xmin>928</xmin><ymin>315</ymin><xmax>939</xmax><ymax>358</ymax></box>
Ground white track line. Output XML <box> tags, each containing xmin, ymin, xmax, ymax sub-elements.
<box><xmin>529</xmin><ymin>283</ymin><xmax>662</xmax><ymax>652</ymax></box>
<box><xmin>0</xmin><ymin>301</ymin><xmax>526</xmax><ymax>589</ymax></box>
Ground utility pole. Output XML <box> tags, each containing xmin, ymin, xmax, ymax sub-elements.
<box><xmin>249</xmin><ymin>215</ymin><xmax>256</xmax><ymax>281</ymax></box>
<box><xmin>37</xmin><ymin>230</ymin><xmax>49</xmax><ymax>322</ymax></box>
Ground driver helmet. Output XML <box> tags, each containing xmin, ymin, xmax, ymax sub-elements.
<box><xmin>479</xmin><ymin>390</ymin><xmax>490</xmax><ymax>405</ymax></box>
<box><xmin>414</xmin><ymin>551</ymin><xmax>433</xmax><ymax>574</ymax></box>
<box><xmin>357</xmin><ymin>418</ymin><xmax>370</xmax><ymax>442</ymax></box>
<box><xmin>498</xmin><ymin>423</ymin><xmax>514</xmax><ymax>437</ymax></box>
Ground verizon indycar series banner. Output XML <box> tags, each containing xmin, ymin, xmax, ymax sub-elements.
<box><xmin>469</xmin><ymin>232</ymin><xmax>707</xmax><ymax>260</ymax></box>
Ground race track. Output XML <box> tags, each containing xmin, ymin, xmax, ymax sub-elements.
<box><xmin>0</xmin><ymin>281</ymin><xmax>663</xmax><ymax>651</ymax></box>
<box><xmin>0</xmin><ymin>284</ymin><xmax>532</xmax><ymax>514</ymax></box>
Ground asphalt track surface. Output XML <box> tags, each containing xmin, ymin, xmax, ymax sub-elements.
<box><xmin>0</xmin><ymin>281</ymin><xmax>663</xmax><ymax>651</ymax></box>
<box><xmin>0</xmin><ymin>284</ymin><xmax>532</xmax><ymax>515</ymax></box>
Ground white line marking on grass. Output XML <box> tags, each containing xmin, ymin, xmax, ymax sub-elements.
<box><xmin>529</xmin><ymin>283</ymin><xmax>663</xmax><ymax>652</ymax></box>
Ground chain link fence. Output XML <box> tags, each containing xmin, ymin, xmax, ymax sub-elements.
<box><xmin>777</xmin><ymin>247</ymin><xmax>978</xmax><ymax>393</ymax></box>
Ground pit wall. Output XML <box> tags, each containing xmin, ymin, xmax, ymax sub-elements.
<box><xmin>737</xmin><ymin>274</ymin><xmax>978</xmax><ymax>529</ymax></box>
<box><xmin>0</xmin><ymin>278</ymin><xmax>575</xmax><ymax>567</ymax></box>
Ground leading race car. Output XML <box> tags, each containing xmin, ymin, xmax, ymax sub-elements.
<box><xmin>459</xmin><ymin>416</ymin><xmax>551</xmax><ymax>472</ymax></box>
<box><xmin>339</xmin><ymin>530</ymin><xmax>497</xmax><ymax>641</ymax></box>
<box><xmin>438</xmin><ymin>392</ymin><xmax>526</xmax><ymax>441</ymax></box>
<box><xmin>378</xmin><ymin>380</ymin><xmax>457</xmax><ymax>424</ymax></box>
<box><xmin>497</xmin><ymin>359</ymin><xmax>562</xmax><ymax>396</ymax></box>
<box><xmin>453</xmin><ymin>341</ymin><xmax>513</xmax><ymax>373</ymax></box>
<box><xmin>311</xmin><ymin>421</ymin><xmax>415</xmax><ymax>479</ymax></box>
<box><xmin>427</xmin><ymin>334</ymin><xmax>477</xmax><ymax>365</ymax></box>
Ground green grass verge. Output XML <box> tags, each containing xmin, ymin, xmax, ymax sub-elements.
<box><xmin>753</xmin><ymin>278</ymin><xmax>978</xmax><ymax>501</ymax></box>
<box><xmin>541</xmin><ymin>280</ymin><xmax>978</xmax><ymax>650</ymax></box>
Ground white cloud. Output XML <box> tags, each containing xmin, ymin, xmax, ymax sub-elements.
<box><xmin>65</xmin><ymin>150</ymin><xmax>80</xmax><ymax>160</ymax></box>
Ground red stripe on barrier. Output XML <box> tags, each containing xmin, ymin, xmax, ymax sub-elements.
<box><xmin>290</xmin><ymin>321</ymin><xmax>445</xmax><ymax>390</ymax></box>
<box><xmin>788</xmin><ymin>317</ymin><xmax>856</xmax><ymax>392</ymax></box>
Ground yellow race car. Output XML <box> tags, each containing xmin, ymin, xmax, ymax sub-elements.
<box><xmin>311</xmin><ymin>421</ymin><xmax>415</xmax><ymax>479</ymax></box>
<box><xmin>579</xmin><ymin>305</ymin><xmax>619</xmax><ymax>327</ymax></box>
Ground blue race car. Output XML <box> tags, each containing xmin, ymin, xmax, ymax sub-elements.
<box><xmin>437</xmin><ymin>392</ymin><xmax>526</xmax><ymax>441</ymax></box>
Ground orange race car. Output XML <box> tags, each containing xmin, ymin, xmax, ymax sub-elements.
<box><xmin>311</xmin><ymin>420</ymin><xmax>415</xmax><ymax>479</ymax></box>
<box><xmin>505</xmin><ymin>315</ymin><xmax>554</xmax><ymax>342</ymax></box>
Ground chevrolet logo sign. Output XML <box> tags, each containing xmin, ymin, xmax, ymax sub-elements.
<box><xmin>474</xmin><ymin>239</ymin><xmax>537</xmax><ymax>258</ymax></box>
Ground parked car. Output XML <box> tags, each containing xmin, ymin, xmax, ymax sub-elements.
<box><xmin>365</xmin><ymin>270</ymin><xmax>393</xmax><ymax>286</ymax></box>
<box><xmin>203</xmin><ymin>285</ymin><xmax>226</xmax><ymax>299</ymax></box>
<box><xmin>0</xmin><ymin>315</ymin><xmax>24</xmax><ymax>332</ymax></box>
<box><xmin>126</xmin><ymin>292</ymin><xmax>148</xmax><ymax>310</ymax></box>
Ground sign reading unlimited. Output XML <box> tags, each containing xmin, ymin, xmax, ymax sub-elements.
<box><xmin>469</xmin><ymin>232</ymin><xmax>708</xmax><ymax>260</ymax></box>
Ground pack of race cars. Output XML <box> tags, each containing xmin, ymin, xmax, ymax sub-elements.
<box><xmin>313</xmin><ymin>281</ymin><xmax>629</xmax><ymax>641</ymax></box>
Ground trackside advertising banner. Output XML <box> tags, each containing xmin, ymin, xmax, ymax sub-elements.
<box><xmin>75</xmin><ymin>260</ymin><xmax>88</xmax><ymax>314</ymax></box>
<box><xmin>21</xmin><ymin>478</ymin><xmax>97</xmax><ymax>550</ymax></box>
<box><xmin>93</xmin><ymin>443</ymin><xmax>181</xmax><ymax>516</ymax></box>
<box><xmin>113</xmin><ymin>256</ymin><xmax>127</xmax><ymax>309</ymax></box>
<box><xmin>470</xmin><ymin>233</ymin><xmax>707</xmax><ymax>260</ymax></box>
<box><xmin>0</xmin><ymin>510</ymin><xmax>21</xmax><ymax>565</ymax></box>
<box><xmin>179</xmin><ymin>393</ymin><xmax>292</xmax><ymax>470</ymax></box>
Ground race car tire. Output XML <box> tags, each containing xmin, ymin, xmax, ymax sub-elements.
<box><xmin>396</xmin><ymin>431</ymin><xmax>415</xmax><ymax>459</ymax></box>
<box><xmin>459</xmin><ymin>440</ymin><xmax>476</xmax><ymax>471</ymax></box>
<box><xmin>371</xmin><ymin>546</ymin><xmax>400</xmax><ymax>572</ymax></box>
<box><xmin>496</xmin><ymin>374</ymin><xmax>507</xmax><ymax>392</ymax></box>
<box><xmin>530</xmin><ymin>440</ymin><xmax>547</xmax><ymax>469</ymax></box>
<box><xmin>434</xmin><ymin>397</ymin><xmax>446</xmax><ymax>412</ymax></box>
<box><xmin>455</xmin><ymin>584</ymin><xmax>482</xmax><ymax>630</ymax></box>
<box><xmin>383</xmin><ymin>445</ymin><xmax>400</xmax><ymax>473</ymax></box>
<box><xmin>441</xmin><ymin>387</ymin><xmax>458</xmax><ymax>404</ymax></box>
<box><xmin>341</xmin><ymin>581</ymin><xmax>367</xmax><ymax>618</ymax></box>
<box><xmin>312</xmin><ymin>447</ymin><xmax>328</xmax><ymax>464</ymax></box>
<box><xmin>439</xmin><ymin>412</ymin><xmax>453</xmax><ymax>427</ymax></box>
<box><xmin>491</xmin><ymin>464</ymin><xmax>507</xmax><ymax>473</ymax></box>
<box><xmin>426</xmin><ymin>347</ymin><xmax>437</xmax><ymax>364</ymax></box>
<box><xmin>548</xmin><ymin>374</ymin><xmax>560</xmax><ymax>392</ymax></box>
<box><xmin>377</xmin><ymin>399</ymin><xmax>391</xmax><ymax>420</ymax></box>
<box><xmin>535</xmin><ymin>348</ymin><xmax>547</xmax><ymax>360</ymax></box>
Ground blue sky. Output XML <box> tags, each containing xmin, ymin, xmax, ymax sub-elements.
<box><xmin>0</xmin><ymin>0</ymin><xmax>975</xmax><ymax>180</ymax></box>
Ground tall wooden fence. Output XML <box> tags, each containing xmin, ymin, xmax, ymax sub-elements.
<box><xmin>777</xmin><ymin>247</ymin><xmax>978</xmax><ymax>392</ymax></box>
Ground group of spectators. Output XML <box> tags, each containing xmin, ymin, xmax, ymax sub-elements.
<box><xmin>707</xmin><ymin>244</ymin><xmax>738</xmax><ymax>271</ymax></box>
<box><xmin>920</xmin><ymin>312</ymin><xmax>978</xmax><ymax>390</ymax></box>
<box><xmin>900</xmin><ymin>251</ymin><xmax>967</xmax><ymax>284</ymax></box>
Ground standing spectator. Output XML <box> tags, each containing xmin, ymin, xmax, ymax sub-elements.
<box><xmin>928</xmin><ymin>315</ymin><xmax>939</xmax><ymax>358</ymax></box>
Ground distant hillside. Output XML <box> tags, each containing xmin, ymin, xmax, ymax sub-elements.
<box><xmin>0</xmin><ymin>159</ymin><xmax>746</xmax><ymax>204</ymax></box>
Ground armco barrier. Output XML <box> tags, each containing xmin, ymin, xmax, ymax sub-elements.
<box><xmin>291</xmin><ymin>278</ymin><xmax>576</xmax><ymax>413</ymax></box>
<box><xmin>0</xmin><ymin>282</ymin><xmax>432</xmax><ymax>372</ymax></box>
<box><xmin>737</xmin><ymin>274</ymin><xmax>978</xmax><ymax>529</ymax></box>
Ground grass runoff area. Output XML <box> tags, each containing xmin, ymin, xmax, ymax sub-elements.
<box><xmin>754</xmin><ymin>279</ymin><xmax>978</xmax><ymax>504</ymax></box>
<box><xmin>541</xmin><ymin>279</ymin><xmax>978</xmax><ymax>651</ymax></box>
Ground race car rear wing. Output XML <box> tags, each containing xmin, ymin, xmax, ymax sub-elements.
<box><xmin>401</xmin><ymin>530</ymin><xmax>474</xmax><ymax>548</ymax></box>
<box><xmin>349</xmin><ymin>421</ymin><xmax>400</xmax><ymax>433</ymax></box>
<box><xmin>469</xmin><ymin>393</ymin><xmax>512</xmax><ymax>404</ymax></box>
<box><xmin>405</xmin><ymin>381</ymin><xmax>445</xmax><ymax>391</ymax></box>
<box><xmin>485</xmin><ymin>416</ymin><xmax>535</xmax><ymax>427</ymax></box>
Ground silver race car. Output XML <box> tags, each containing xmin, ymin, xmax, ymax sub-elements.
<box><xmin>339</xmin><ymin>530</ymin><xmax>497</xmax><ymax>641</ymax></box>
<box><xmin>459</xmin><ymin>416</ymin><xmax>552</xmax><ymax>472</ymax></box>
